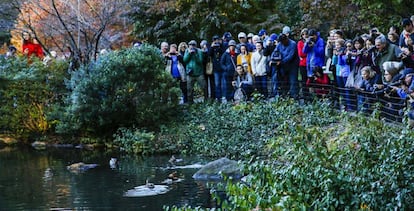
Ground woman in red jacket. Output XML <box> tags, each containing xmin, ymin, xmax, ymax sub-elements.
<box><xmin>306</xmin><ymin>67</ymin><xmax>330</xmax><ymax>98</ymax></box>
<box><xmin>22</xmin><ymin>31</ymin><xmax>44</xmax><ymax>58</ymax></box>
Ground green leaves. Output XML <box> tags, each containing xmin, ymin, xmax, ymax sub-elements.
<box><xmin>58</xmin><ymin>45</ymin><xmax>181</xmax><ymax>138</ymax></box>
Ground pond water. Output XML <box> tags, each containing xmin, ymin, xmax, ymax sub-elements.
<box><xmin>0</xmin><ymin>147</ymin><xmax>213</xmax><ymax>210</ymax></box>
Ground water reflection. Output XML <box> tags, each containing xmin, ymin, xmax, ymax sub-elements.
<box><xmin>0</xmin><ymin>147</ymin><xmax>211</xmax><ymax>210</ymax></box>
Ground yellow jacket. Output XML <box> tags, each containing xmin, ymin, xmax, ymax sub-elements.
<box><xmin>237</xmin><ymin>53</ymin><xmax>252</xmax><ymax>74</ymax></box>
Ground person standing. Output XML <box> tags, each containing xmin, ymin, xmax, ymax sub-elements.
<box><xmin>303</xmin><ymin>29</ymin><xmax>325</xmax><ymax>78</ymax></box>
<box><xmin>200</xmin><ymin>40</ymin><xmax>215</xmax><ymax>100</ymax></box>
<box><xmin>399</xmin><ymin>18</ymin><xmax>414</xmax><ymax>48</ymax></box>
<box><xmin>275</xmin><ymin>34</ymin><xmax>300</xmax><ymax>98</ymax></box>
<box><xmin>165</xmin><ymin>44</ymin><xmax>187</xmax><ymax>104</ymax></box>
<box><xmin>220</xmin><ymin>40</ymin><xmax>239</xmax><ymax>101</ymax></box>
<box><xmin>210</xmin><ymin>35</ymin><xmax>225</xmax><ymax>102</ymax></box>
<box><xmin>184</xmin><ymin>40</ymin><xmax>206</xmax><ymax>103</ymax></box>
<box><xmin>237</xmin><ymin>44</ymin><xmax>252</xmax><ymax>75</ymax></box>
<box><xmin>22</xmin><ymin>31</ymin><xmax>36</xmax><ymax>57</ymax></box>
<box><xmin>297</xmin><ymin>28</ymin><xmax>308</xmax><ymax>86</ymax></box>
<box><xmin>251</xmin><ymin>41</ymin><xmax>268</xmax><ymax>98</ymax></box>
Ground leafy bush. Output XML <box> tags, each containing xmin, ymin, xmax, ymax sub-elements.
<box><xmin>158</xmin><ymin>99</ymin><xmax>338</xmax><ymax>158</ymax></box>
<box><xmin>0</xmin><ymin>56</ymin><xmax>69</xmax><ymax>141</ymax></box>
<box><xmin>216</xmin><ymin>114</ymin><xmax>414</xmax><ymax>210</ymax></box>
<box><xmin>158</xmin><ymin>100</ymin><xmax>414</xmax><ymax>210</ymax></box>
<box><xmin>57</xmin><ymin>45</ymin><xmax>181</xmax><ymax>138</ymax></box>
<box><xmin>113</xmin><ymin>127</ymin><xmax>156</xmax><ymax>155</ymax></box>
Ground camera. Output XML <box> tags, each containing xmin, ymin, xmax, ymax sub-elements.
<box><xmin>270</xmin><ymin>50</ymin><xmax>282</xmax><ymax>65</ymax></box>
<box><xmin>212</xmin><ymin>42</ymin><xmax>220</xmax><ymax>48</ymax></box>
<box><xmin>373</xmin><ymin>81</ymin><xmax>401</xmax><ymax>95</ymax></box>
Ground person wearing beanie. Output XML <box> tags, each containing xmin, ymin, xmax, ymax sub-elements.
<box><xmin>220</xmin><ymin>39</ymin><xmax>239</xmax><ymax>102</ymax></box>
<box><xmin>200</xmin><ymin>39</ymin><xmax>215</xmax><ymax>100</ymax></box>
<box><xmin>210</xmin><ymin>35</ymin><xmax>225</xmax><ymax>102</ymax></box>
<box><xmin>184</xmin><ymin>40</ymin><xmax>206</xmax><ymax>103</ymax></box>
<box><xmin>274</xmin><ymin>33</ymin><xmax>300</xmax><ymax>98</ymax></box>
<box><xmin>237</xmin><ymin>32</ymin><xmax>254</xmax><ymax>53</ymax></box>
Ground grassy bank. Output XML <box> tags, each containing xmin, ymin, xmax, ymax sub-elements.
<box><xmin>139</xmin><ymin>99</ymin><xmax>414</xmax><ymax>210</ymax></box>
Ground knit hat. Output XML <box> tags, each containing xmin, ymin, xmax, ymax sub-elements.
<box><xmin>382</xmin><ymin>61</ymin><xmax>403</xmax><ymax>76</ymax></box>
<box><xmin>247</xmin><ymin>33</ymin><xmax>254</xmax><ymax>38</ymax></box>
<box><xmin>238</xmin><ymin>32</ymin><xmax>247</xmax><ymax>39</ymax></box>
<box><xmin>212</xmin><ymin>35</ymin><xmax>220</xmax><ymax>41</ymax></box>
<box><xmin>399</xmin><ymin>68</ymin><xmax>414</xmax><ymax>80</ymax></box>
<box><xmin>188</xmin><ymin>40</ymin><xmax>197</xmax><ymax>46</ymax></box>
<box><xmin>200</xmin><ymin>40</ymin><xmax>208</xmax><ymax>47</ymax></box>
<box><xmin>223</xmin><ymin>32</ymin><xmax>232</xmax><ymax>40</ymax></box>
<box><xmin>282</xmin><ymin>26</ymin><xmax>291</xmax><ymax>35</ymax></box>
<box><xmin>228</xmin><ymin>40</ymin><xmax>237</xmax><ymax>46</ymax></box>
<box><xmin>402</xmin><ymin>18</ymin><xmax>412</xmax><ymax>27</ymax></box>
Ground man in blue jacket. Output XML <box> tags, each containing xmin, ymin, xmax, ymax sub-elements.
<box><xmin>275</xmin><ymin>34</ymin><xmax>300</xmax><ymax>98</ymax></box>
<box><xmin>303</xmin><ymin>29</ymin><xmax>325</xmax><ymax>78</ymax></box>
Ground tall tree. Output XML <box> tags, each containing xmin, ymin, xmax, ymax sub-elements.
<box><xmin>129</xmin><ymin>0</ymin><xmax>302</xmax><ymax>45</ymax></box>
<box><xmin>0</xmin><ymin>0</ymin><xmax>19</xmax><ymax>50</ymax></box>
<box><xmin>9</xmin><ymin>0</ymin><xmax>132</xmax><ymax>65</ymax></box>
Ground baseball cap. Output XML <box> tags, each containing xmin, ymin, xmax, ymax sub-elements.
<box><xmin>258</xmin><ymin>29</ymin><xmax>267</xmax><ymax>36</ymax></box>
<box><xmin>238</xmin><ymin>32</ymin><xmax>246</xmax><ymax>38</ymax></box>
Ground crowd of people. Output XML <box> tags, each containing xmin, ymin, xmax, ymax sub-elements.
<box><xmin>162</xmin><ymin>16</ymin><xmax>414</xmax><ymax>126</ymax></box>
<box><xmin>3</xmin><ymin>19</ymin><xmax>414</xmax><ymax>126</ymax></box>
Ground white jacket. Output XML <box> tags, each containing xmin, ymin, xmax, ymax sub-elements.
<box><xmin>251</xmin><ymin>50</ymin><xmax>268</xmax><ymax>76</ymax></box>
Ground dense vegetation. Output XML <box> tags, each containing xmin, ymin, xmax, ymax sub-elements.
<box><xmin>0</xmin><ymin>45</ymin><xmax>180</xmax><ymax>142</ymax></box>
<box><xmin>58</xmin><ymin>45</ymin><xmax>180</xmax><ymax>140</ymax></box>
<box><xmin>0</xmin><ymin>56</ymin><xmax>68</xmax><ymax>141</ymax></box>
<box><xmin>2</xmin><ymin>42</ymin><xmax>414</xmax><ymax>209</ymax></box>
<box><xmin>161</xmin><ymin>101</ymin><xmax>414</xmax><ymax>210</ymax></box>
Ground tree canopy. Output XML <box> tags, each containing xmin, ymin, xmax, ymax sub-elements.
<box><xmin>2</xmin><ymin>0</ymin><xmax>413</xmax><ymax>59</ymax></box>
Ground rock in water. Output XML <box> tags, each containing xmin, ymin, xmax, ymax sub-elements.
<box><xmin>67</xmin><ymin>162</ymin><xmax>98</xmax><ymax>173</ymax></box>
<box><xmin>192</xmin><ymin>157</ymin><xmax>242</xmax><ymax>180</ymax></box>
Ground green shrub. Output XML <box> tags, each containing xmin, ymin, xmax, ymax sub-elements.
<box><xmin>57</xmin><ymin>45</ymin><xmax>181</xmax><ymax>138</ymax></box>
<box><xmin>217</xmin><ymin>114</ymin><xmax>414</xmax><ymax>210</ymax></box>
<box><xmin>0</xmin><ymin>56</ymin><xmax>69</xmax><ymax>141</ymax></box>
<box><xmin>113</xmin><ymin>127</ymin><xmax>155</xmax><ymax>155</ymax></box>
<box><xmin>158</xmin><ymin>100</ymin><xmax>414</xmax><ymax>210</ymax></box>
<box><xmin>158</xmin><ymin>99</ymin><xmax>338</xmax><ymax>159</ymax></box>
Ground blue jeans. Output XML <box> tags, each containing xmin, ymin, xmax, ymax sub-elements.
<box><xmin>271</xmin><ymin>66</ymin><xmax>279</xmax><ymax>97</ymax></box>
<box><xmin>286</xmin><ymin>67</ymin><xmax>299</xmax><ymax>98</ymax></box>
<box><xmin>336</xmin><ymin>76</ymin><xmax>350</xmax><ymax>109</ymax></box>
<box><xmin>255</xmin><ymin>76</ymin><xmax>268</xmax><ymax>98</ymax></box>
<box><xmin>214</xmin><ymin>71</ymin><xmax>227</xmax><ymax>100</ymax></box>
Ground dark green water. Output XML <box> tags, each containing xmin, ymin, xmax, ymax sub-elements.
<box><xmin>0</xmin><ymin>147</ymin><xmax>212</xmax><ymax>210</ymax></box>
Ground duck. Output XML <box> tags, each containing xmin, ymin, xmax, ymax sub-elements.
<box><xmin>168</xmin><ymin>155</ymin><xmax>183</xmax><ymax>165</ymax></box>
<box><xmin>109</xmin><ymin>158</ymin><xmax>117</xmax><ymax>168</ymax></box>
<box><xmin>145</xmin><ymin>179</ymin><xmax>155</xmax><ymax>189</ymax></box>
<box><xmin>168</xmin><ymin>171</ymin><xmax>179</xmax><ymax>181</ymax></box>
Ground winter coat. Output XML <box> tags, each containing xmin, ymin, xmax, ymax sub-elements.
<box><xmin>251</xmin><ymin>50</ymin><xmax>268</xmax><ymax>76</ymax></box>
<box><xmin>183</xmin><ymin>48</ymin><xmax>204</xmax><ymax>77</ymax></box>
<box><xmin>220</xmin><ymin>49</ymin><xmax>239</xmax><ymax>76</ymax></box>
<box><xmin>303</xmin><ymin>35</ymin><xmax>325</xmax><ymax>75</ymax></box>
<box><xmin>297</xmin><ymin>40</ymin><xmax>307</xmax><ymax>67</ymax></box>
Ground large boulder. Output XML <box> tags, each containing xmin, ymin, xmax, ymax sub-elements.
<box><xmin>192</xmin><ymin>157</ymin><xmax>242</xmax><ymax>180</ymax></box>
